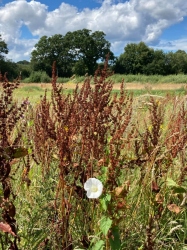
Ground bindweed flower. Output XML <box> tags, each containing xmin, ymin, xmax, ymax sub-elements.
<box><xmin>84</xmin><ymin>178</ymin><xmax>103</xmax><ymax>198</ymax></box>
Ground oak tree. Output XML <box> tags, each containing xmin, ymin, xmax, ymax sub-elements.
<box><xmin>31</xmin><ymin>29</ymin><xmax>114</xmax><ymax>76</ymax></box>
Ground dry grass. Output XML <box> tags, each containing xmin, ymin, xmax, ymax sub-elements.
<box><xmin>19</xmin><ymin>82</ymin><xmax>187</xmax><ymax>90</ymax></box>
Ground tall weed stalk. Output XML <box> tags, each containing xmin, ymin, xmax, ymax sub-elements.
<box><xmin>0</xmin><ymin>74</ymin><xmax>29</xmax><ymax>249</ymax></box>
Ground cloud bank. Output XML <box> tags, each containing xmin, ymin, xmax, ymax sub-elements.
<box><xmin>0</xmin><ymin>0</ymin><xmax>187</xmax><ymax>61</ymax></box>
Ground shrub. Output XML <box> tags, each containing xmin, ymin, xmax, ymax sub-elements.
<box><xmin>23</xmin><ymin>71</ymin><xmax>51</xmax><ymax>83</ymax></box>
<box><xmin>57</xmin><ymin>77</ymin><xmax>70</xmax><ymax>83</ymax></box>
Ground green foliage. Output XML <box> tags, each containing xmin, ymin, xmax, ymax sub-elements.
<box><xmin>30</xmin><ymin>29</ymin><xmax>114</xmax><ymax>76</ymax></box>
<box><xmin>114</xmin><ymin>42</ymin><xmax>154</xmax><ymax>74</ymax></box>
<box><xmin>165</xmin><ymin>50</ymin><xmax>187</xmax><ymax>74</ymax></box>
<box><xmin>0</xmin><ymin>34</ymin><xmax>8</xmax><ymax>60</ymax></box>
<box><xmin>109</xmin><ymin>227</ymin><xmax>121</xmax><ymax>250</ymax></box>
<box><xmin>17</xmin><ymin>60</ymin><xmax>32</xmax><ymax>80</ymax></box>
<box><xmin>31</xmin><ymin>34</ymin><xmax>73</xmax><ymax>77</ymax></box>
<box><xmin>144</xmin><ymin>49</ymin><xmax>167</xmax><ymax>75</ymax></box>
<box><xmin>57</xmin><ymin>77</ymin><xmax>70</xmax><ymax>83</ymax></box>
<box><xmin>109</xmin><ymin>73</ymin><xmax>187</xmax><ymax>84</ymax></box>
<box><xmin>72</xmin><ymin>59</ymin><xmax>88</xmax><ymax>75</ymax></box>
<box><xmin>24</xmin><ymin>71</ymin><xmax>51</xmax><ymax>83</ymax></box>
<box><xmin>0</xmin><ymin>58</ymin><xmax>20</xmax><ymax>80</ymax></box>
<box><xmin>100</xmin><ymin>216</ymin><xmax>113</xmax><ymax>236</ymax></box>
<box><xmin>0</xmin><ymin>35</ymin><xmax>20</xmax><ymax>80</ymax></box>
<box><xmin>74</xmin><ymin>75</ymin><xmax>86</xmax><ymax>83</ymax></box>
<box><xmin>64</xmin><ymin>29</ymin><xmax>115</xmax><ymax>75</ymax></box>
<box><xmin>91</xmin><ymin>240</ymin><xmax>105</xmax><ymax>250</ymax></box>
<box><xmin>114</xmin><ymin>42</ymin><xmax>187</xmax><ymax>75</ymax></box>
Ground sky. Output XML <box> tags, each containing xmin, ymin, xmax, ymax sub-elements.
<box><xmin>0</xmin><ymin>0</ymin><xmax>187</xmax><ymax>62</ymax></box>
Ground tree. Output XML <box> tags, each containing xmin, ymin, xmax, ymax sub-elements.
<box><xmin>145</xmin><ymin>50</ymin><xmax>167</xmax><ymax>75</ymax></box>
<box><xmin>0</xmin><ymin>36</ymin><xmax>19</xmax><ymax>80</ymax></box>
<box><xmin>114</xmin><ymin>42</ymin><xmax>154</xmax><ymax>74</ymax></box>
<box><xmin>31</xmin><ymin>34</ymin><xmax>73</xmax><ymax>77</ymax></box>
<box><xmin>17</xmin><ymin>60</ymin><xmax>30</xmax><ymax>65</ymax></box>
<box><xmin>64</xmin><ymin>29</ymin><xmax>114</xmax><ymax>75</ymax></box>
<box><xmin>31</xmin><ymin>29</ymin><xmax>114</xmax><ymax>76</ymax></box>
<box><xmin>0</xmin><ymin>59</ymin><xmax>19</xmax><ymax>80</ymax></box>
<box><xmin>168</xmin><ymin>50</ymin><xmax>187</xmax><ymax>74</ymax></box>
<box><xmin>16</xmin><ymin>61</ymin><xmax>32</xmax><ymax>79</ymax></box>
<box><xmin>0</xmin><ymin>35</ymin><xmax>8</xmax><ymax>60</ymax></box>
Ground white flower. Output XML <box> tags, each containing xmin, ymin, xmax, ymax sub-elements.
<box><xmin>84</xmin><ymin>178</ymin><xmax>103</xmax><ymax>199</ymax></box>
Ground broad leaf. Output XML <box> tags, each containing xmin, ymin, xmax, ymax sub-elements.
<box><xmin>91</xmin><ymin>240</ymin><xmax>105</xmax><ymax>250</ymax></box>
<box><xmin>166</xmin><ymin>178</ymin><xmax>178</xmax><ymax>187</ymax></box>
<box><xmin>109</xmin><ymin>226</ymin><xmax>121</xmax><ymax>250</ymax></box>
<box><xmin>13</xmin><ymin>147</ymin><xmax>28</xmax><ymax>158</ymax></box>
<box><xmin>100</xmin><ymin>216</ymin><xmax>112</xmax><ymax>236</ymax></box>
<box><xmin>100</xmin><ymin>193</ymin><xmax>111</xmax><ymax>211</ymax></box>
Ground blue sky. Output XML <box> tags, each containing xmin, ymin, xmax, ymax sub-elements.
<box><xmin>0</xmin><ymin>0</ymin><xmax>187</xmax><ymax>62</ymax></box>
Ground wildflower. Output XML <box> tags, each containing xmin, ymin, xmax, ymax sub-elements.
<box><xmin>84</xmin><ymin>178</ymin><xmax>103</xmax><ymax>198</ymax></box>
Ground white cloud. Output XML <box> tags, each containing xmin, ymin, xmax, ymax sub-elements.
<box><xmin>7</xmin><ymin>38</ymin><xmax>38</xmax><ymax>61</ymax></box>
<box><xmin>154</xmin><ymin>38</ymin><xmax>187</xmax><ymax>52</ymax></box>
<box><xmin>0</xmin><ymin>0</ymin><xmax>187</xmax><ymax>61</ymax></box>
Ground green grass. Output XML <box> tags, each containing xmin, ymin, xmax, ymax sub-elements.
<box><xmin>13</xmin><ymin>86</ymin><xmax>74</xmax><ymax>103</ymax></box>
<box><xmin>20</xmin><ymin>73</ymin><xmax>187</xmax><ymax>84</ymax></box>
<box><xmin>14</xmin><ymin>86</ymin><xmax>49</xmax><ymax>103</ymax></box>
<box><xmin>127</xmin><ymin>88</ymin><xmax>187</xmax><ymax>96</ymax></box>
<box><xmin>12</xmin><ymin>87</ymin><xmax>187</xmax><ymax>104</ymax></box>
<box><xmin>109</xmin><ymin>73</ymin><xmax>187</xmax><ymax>84</ymax></box>
<box><xmin>102</xmin><ymin>88</ymin><xmax>187</xmax><ymax>98</ymax></box>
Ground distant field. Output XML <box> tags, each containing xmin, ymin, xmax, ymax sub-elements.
<box><xmin>19</xmin><ymin>82</ymin><xmax>187</xmax><ymax>90</ymax></box>
<box><xmin>11</xmin><ymin>82</ymin><xmax>187</xmax><ymax>103</ymax></box>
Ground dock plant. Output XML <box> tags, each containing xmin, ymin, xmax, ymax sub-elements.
<box><xmin>1</xmin><ymin>58</ymin><xmax>187</xmax><ymax>249</ymax></box>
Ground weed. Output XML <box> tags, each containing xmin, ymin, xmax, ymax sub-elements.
<box><xmin>1</xmin><ymin>60</ymin><xmax>187</xmax><ymax>249</ymax></box>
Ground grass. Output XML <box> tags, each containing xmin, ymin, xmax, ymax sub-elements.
<box><xmin>21</xmin><ymin>73</ymin><xmax>187</xmax><ymax>85</ymax></box>
<box><xmin>109</xmin><ymin>73</ymin><xmax>187</xmax><ymax>84</ymax></box>
<box><xmin>13</xmin><ymin>86</ymin><xmax>49</xmax><ymax>103</ymax></box>
<box><xmin>12</xmin><ymin>85</ymin><xmax>187</xmax><ymax>104</ymax></box>
<box><xmin>127</xmin><ymin>88</ymin><xmax>187</xmax><ymax>96</ymax></box>
<box><xmin>13</xmin><ymin>85</ymin><xmax>74</xmax><ymax>103</ymax></box>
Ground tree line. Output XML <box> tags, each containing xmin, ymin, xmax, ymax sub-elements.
<box><xmin>1</xmin><ymin>30</ymin><xmax>187</xmax><ymax>80</ymax></box>
<box><xmin>114</xmin><ymin>41</ymin><xmax>187</xmax><ymax>75</ymax></box>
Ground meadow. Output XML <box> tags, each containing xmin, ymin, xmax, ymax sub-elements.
<box><xmin>1</xmin><ymin>63</ymin><xmax>187</xmax><ymax>250</ymax></box>
<box><xmin>14</xmin><ymin>79</ymin><xmax>187</xmax><ymax>103</ymax></box>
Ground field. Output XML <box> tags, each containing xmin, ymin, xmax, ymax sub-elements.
<box><xmin>13</xmin><ymin>81</ymin><xmax>187</xmax><ymax>104</ymax></box>
<box><xmin>18</xmin><ymin>82</ymin><xmax>187</xmax><ymax>90</ymax></box>
<box><xmin>1</xmin><ymin>66</ymin><xmax>187</xmax><ymax>250</ymax></box>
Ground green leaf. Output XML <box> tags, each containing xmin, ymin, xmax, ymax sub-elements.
<box><xmin>13</xmin><ymin>147</ymin><xmax>28</xmax><ymax>158</ymax></box>
<box><xmin>74</xmin><ymin>248</ymin><xmax>86</xmax><ymax>250</ymax></box>
<box><xmin>100</xmin><ymin>166</ymin><xmax>108</xmax><ymax>183</ymax></box>
<box><xmin>100</xmin><ymin>193</ymin><xmax>111</xmax><ymax>211</ymax></box>
<box><xmin>100</xmin><ymin>216</ymin><xmax>112</xmax><ymax>236</ymax></box>
<box><xmin>172</xmin><ymin>186</ymin><xmax>186</xmax><ymax>194</ymax></box>
<box><xmin>28</xmin><ymin>147</ymin><xmax>32</xmax><ymax>154</ymax></box>
<box><xmin>166</xmin><ymin>178</ymin><xmax>186</xmax><ymax>193</ymax></box>
<box><xmin>27</xmin><ymin>120</ymin><xmax>34</xmax><ymax>127</ymax></box>
<box><xmin>166</xmin><ymin>178</ymin><xmax>178</xmax><ymax>187</ymax></box>
<box><xmin>1</xmin><ymin>147</ymin><xmax>28</xmax><ymax>159</ymax></box>
<box><xmin>91</xmin><ymin>240</ymin><xmax>105</xmax><ymax>250</ymax></box>
<box><xmin>101</xmin><ymin>166</ymin><xmax>108</xmax><ymax>175</ymax></box>
<box><xmin>109</xmin><ymin>226</ymin><xmax>121</xmax><ymax>250</ymax></box>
